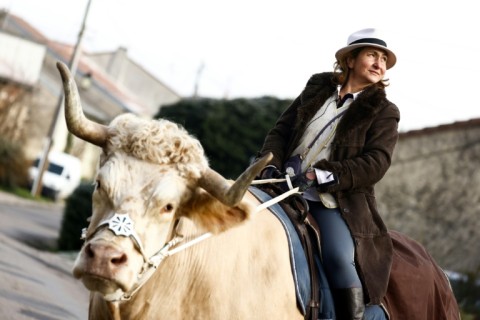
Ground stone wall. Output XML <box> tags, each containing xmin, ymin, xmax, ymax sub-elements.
<box><xmin>376</xmin><ymin>120</ymin><xmax>480</xmax><ymax>273</ymax></box>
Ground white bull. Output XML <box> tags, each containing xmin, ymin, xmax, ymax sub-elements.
<box><xmin>57</xmin><ymin>62</ymin><xmax>303</xmax><ymax>319</ymax></box>
<box><xmin>57</xmin><ymin>62</ymin><xmax>460</xmax><ymax>320</ymax></box>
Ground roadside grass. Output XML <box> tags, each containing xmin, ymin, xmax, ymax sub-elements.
<box><xmin>0</xmin><ymin>186</ymin><xmax>54</xmax><ymax>203</ymax></box>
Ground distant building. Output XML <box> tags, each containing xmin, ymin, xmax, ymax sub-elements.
<box><xmin>0</xmin><ymin>32</ymin><xmax>46</xmax><ymax>87</ymax></box>
<box><xmin>87</xmin><ymin>47</ymin><xmax>180</xmax><ymax>117</ymax></box>
<box><xmin>0</xmin><ymin>10</ymin><xmax>181</xmax><ymax>179</ymax></box>
<box><xmin>0</xmin><ymin>31</ymin><xmax>45</xmax><ymax>142</ymax></box>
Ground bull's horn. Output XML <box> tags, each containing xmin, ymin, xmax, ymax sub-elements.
<box><xmin>56</xmin><ymin>61</ymin><xmax>108</xmax><ymax>147</ymax></box>
<box><xmin>198</xmin><ymin>152</ymin><xmax>273</xmax><ymax>206</ymax></box>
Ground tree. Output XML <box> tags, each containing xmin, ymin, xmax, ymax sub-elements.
<box><xmin>0</xmin><ymin>137</ymin><xmax>30</xmax><ymax>190</ymax></box>
<box><xmin>156</xmin><ymin>96</ymin><xmax>292</xmax><ymax>178</ymax></box>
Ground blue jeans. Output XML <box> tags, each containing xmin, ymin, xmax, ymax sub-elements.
<box><xmin>308</xmin><ymin>200</ymin><xmax>362</xmax><ymax>289</ymax></box>
<box><xmin>308</xmin><ymin>200</ymin><xmax>388</xmax><ymax>319</ymax></box>
<box><xmin>365</xmin><ymin>305</ymin><xmax>388</xmax><ymax>320</ymax></box>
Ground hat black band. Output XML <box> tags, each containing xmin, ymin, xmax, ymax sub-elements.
<box><xmin>349</xmin><ymin>38</ymin><xmax>387</xmax><ymax>47</ymax></box>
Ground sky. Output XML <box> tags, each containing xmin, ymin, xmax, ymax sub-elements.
<box><xmin>1</xmin><ymin>0</ymin><xmax>479</xmax><ymax>132</ymax></box>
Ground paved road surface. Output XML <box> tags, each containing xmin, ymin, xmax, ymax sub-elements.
<box><xmin>0</xmin><ymin>191</ymin><xmax>88</xmax><ymax>320</ymax></box>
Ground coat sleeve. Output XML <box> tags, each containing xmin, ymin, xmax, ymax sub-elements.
<box><xmin>314</xmin><ymin>103</ymin><xmax>400</xmax><ymax>192</ymax></box>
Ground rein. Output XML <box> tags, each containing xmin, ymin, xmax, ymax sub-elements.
<box><xmin>82</xmin><ymin>180</ymin><xmax>298</xmax><ymax>302</ymax></box>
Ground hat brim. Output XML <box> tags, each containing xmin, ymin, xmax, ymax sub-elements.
<box><xmin>335</xmin><ymin>43</ymin><xmax>396</xmax><ymax>69</ymax></box>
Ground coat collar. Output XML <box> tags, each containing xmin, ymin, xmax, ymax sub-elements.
<box><xmin>296</xmin><ymin>72</ymin><xmax>388</xmax><ymax>141</ymax></box>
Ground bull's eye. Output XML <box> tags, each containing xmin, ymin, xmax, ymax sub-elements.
<box><xmin>164</xmin><ymin>204</ymin><xmax>174</xmax><ymax>212</ymax></box>
<box><xmin>95</xmin><ymin>180</ymin><xmax>101</xmax><ymax>190</ymax></box>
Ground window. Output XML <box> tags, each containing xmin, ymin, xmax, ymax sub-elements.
<box><xmin>32</xmin><ymin>159</ymin><xmax>64</xmax><ymax>175</ymax></box>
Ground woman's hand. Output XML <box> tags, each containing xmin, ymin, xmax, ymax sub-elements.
<box><xmin>259</xmin><ymin>165</ymin><xmax>284</xmax><ymax>179</ymax></box>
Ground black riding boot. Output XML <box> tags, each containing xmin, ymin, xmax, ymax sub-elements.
<box><xmin>332</xmin><ymin>287</ymin><xmax>365</xmax><ymax>320</ymax></box>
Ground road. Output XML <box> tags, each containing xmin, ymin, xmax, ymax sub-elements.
<box><xmin>0</xmin><ymin>191</ymin><xmax>89</xmax><ymax>320</ymax></box>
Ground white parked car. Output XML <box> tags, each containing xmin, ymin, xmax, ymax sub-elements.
<box><xmin>29</xmin><ymin>151</ymin><xmax>82</xmax><ymax>201</ymax></box>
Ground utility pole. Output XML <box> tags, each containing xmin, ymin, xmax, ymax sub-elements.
<box><xmin>31</xmin><ymin>0</ymin><xmax>93</xmax><ymax>197</ymax></box>
<box><xmin>192</xmin><ymin>62</ymin><xmax>205</xmax><ymax>99</ymax></box>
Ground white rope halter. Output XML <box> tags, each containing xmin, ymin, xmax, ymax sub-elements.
<box><xmin>82</xmin><ymin>180</ymin><xmax>298</xmax><ymax>302</ymax></box>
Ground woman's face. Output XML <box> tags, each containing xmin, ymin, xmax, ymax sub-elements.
<box><xmin>347</xmin><ymin>46</ymin><xmax>388</xmax><ymax>87</ymax></box>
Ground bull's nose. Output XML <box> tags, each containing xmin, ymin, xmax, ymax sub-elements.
<box><xmin>85</xmin><ymin>242</ymin><xmax>128</xmax><ymax>268</ymax></box>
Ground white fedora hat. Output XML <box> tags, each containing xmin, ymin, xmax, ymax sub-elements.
<box><xmin>335</xmin><ymin>28</ymin><xmax>397</xmax><ymax>69</ymax></box>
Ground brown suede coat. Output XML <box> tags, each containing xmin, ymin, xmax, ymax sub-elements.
<box><xmin>258</xmin><ymin>72</ymin><xmax>400</xmax><ymax>304</ymax></box>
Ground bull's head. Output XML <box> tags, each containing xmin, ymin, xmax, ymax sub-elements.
<box><xmin>56</xmin><ymin>62</ymin><xmax>271</xmax><ymax>301</ymax></box>
<box><xmin>57</xmin><ymin>62</ymin><xmax>270</xmax><ymax>207</ymax></box>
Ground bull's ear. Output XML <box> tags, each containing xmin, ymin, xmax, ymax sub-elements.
<box><xmin>179</xmin><ymin>190</ymin><xmax>254</xmax><ymax>234</ymax></box>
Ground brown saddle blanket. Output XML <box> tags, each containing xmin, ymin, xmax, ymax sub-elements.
<box><xmin>383</xmin><ymin>230</ymin><xmax>460</xmax><ymax>320</ymax></box>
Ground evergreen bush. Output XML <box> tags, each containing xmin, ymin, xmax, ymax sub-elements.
<box><xmin>157</xmin><ymin>96</ymin><xmax>291</xmax><ymax>178</ymax></box>
<box><xmin>450</xmin><ymin>269</ymin><xmax>480</xmax><ymax>319</ymax></box>
<box><xmin>57</xmin><ymin>182</ymin><xmax>94</xmax><ymax>251</ymax></box>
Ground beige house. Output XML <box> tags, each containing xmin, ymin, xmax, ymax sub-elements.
<box><xmin>0</xmin><ymin>10</ymin><xmax>181</xmax><ymax>180</ymax></box>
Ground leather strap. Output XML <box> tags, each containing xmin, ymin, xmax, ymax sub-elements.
<box><xmin>288</xmin><ymin>195</ymin><xmax>321</xmax><ymax>320</ymax></box>
<box><xmin>253</xmin><ymin>184</ymin><xmax>324</xmax><ymax>319</ymax></box>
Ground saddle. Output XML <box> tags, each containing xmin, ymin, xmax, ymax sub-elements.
<box><xmin>251</xmin><ymin>183</ymin><xmax>461</xmax><ymax>320</ymax></box>
<box><xmin>254</xmin><ymin>183</ymin><xmax>323</xmax><ymax>320</ymax></box>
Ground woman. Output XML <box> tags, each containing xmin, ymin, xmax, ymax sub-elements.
<box><xmin>257</xmin><ymin>28</ymin><xmax>399</xmax><ymax>320</ymax></box>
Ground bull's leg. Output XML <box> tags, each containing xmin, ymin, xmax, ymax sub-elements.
<box><xmin>308</xmin><ymin>201</ymin><xmax>365</xmax><ymax>319</ymax></box>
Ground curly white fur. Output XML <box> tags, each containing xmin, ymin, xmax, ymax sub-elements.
<box><xmin>106</xmin><ymin>114</ymin><xmax>208</xmax><ymax>181</ymax></box>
